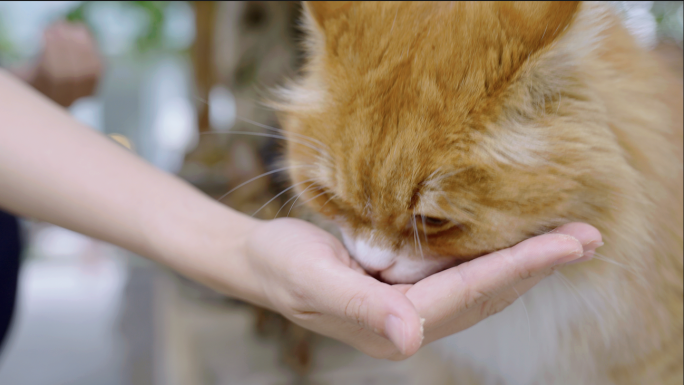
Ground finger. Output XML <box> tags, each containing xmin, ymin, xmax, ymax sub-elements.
<box><xmin>407</xmin><ymin>230</ymin><xmax>587</xmax><ymax>328</ymax></box>
<box><xmin>421</xmin><ymin>272</ymin><xmax>547</xmax><ymax>344</ymax></box>
<box><xmin>290</xmin><ymin>311</ymin><xmax>401</xmax><ymax>359</ymax></box>
<box><xmin>348</xmin><ymin>256</ymin><xmax>369</xmax><ymax>275</ymax></box>
<box><xmin>551</xmin><ymin>222</ymin><xmax>603</xmax><ymax>263</ymax></box>
<box><xmin>550</xmin><ymin>222</ymin><xmax>602</xmax><ymax>249</ymax></box>
<box><xmin>302</xmin><ymin>257</ymin><xmax>424</xmax><ymax>356</ymax></box>
<box><xmin>391</xmin><ymin>284</ymin><xmax>413</xmax><ymax>295</ymax></box>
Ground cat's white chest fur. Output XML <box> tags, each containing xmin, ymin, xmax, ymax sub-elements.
<box><xmin>433</xmin><ymin>273</ymin><xmax>605</xmax><ymax>385</ymax></box>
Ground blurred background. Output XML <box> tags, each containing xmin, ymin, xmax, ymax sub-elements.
<box><xmin>0</xmin><ymin>2</ymin><xmax>681</xmax><ymax>385</ymax></box>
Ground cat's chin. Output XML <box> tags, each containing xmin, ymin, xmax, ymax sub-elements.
<box><xmin>370</xmin><ymin>257</ymin><xmax>457</xmax><ymax>285</ymax></box>
<box><xmin>369</xmin><ymin>250</ymin><xmax>498</xmax><ymax>284</ymax></box>
<box><xmin>339</xmin><ymin>227</ymin><xmax>469</xmax><ymax>283</ymax></box>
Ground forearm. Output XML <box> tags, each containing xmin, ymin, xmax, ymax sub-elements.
<box><xmin>0</xmin><ymin>69</ymin><xmax>265</xmax><ymax>305</ymax></box>
<box><xmin>6</xmin><ymin>65</ymin><xmax>35</xmax><ymax>84</ymax></box>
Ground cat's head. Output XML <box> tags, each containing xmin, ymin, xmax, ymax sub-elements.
<box><xmin>275</xmin><ymin>1</ymin><xmax>625</xmax><ymax>283</ymax></box>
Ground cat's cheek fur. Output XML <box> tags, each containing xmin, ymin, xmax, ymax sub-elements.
<box><xmin>340</xmin><ymin>229</ymin><xmax>395</xmax><ymax>271</ymax></box>
<box><xmin>340</xmin><ymin>228</ymin><xmax>453</xmax><ymax>284</ymax></box>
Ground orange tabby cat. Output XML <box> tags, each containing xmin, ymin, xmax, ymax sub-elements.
<box><xmin>274</xmin><ymin>2</ymin><xmax>683</xmax><ymax>384</ymax></box>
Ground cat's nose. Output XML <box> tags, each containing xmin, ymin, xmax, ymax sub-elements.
<box><xmin>350</xmin><ymin>247</ymin><xmax>397</xmax><ymax>273</ymax></box>
<box><xmin>340</xmin><ymin>231</ymin><xmax>397</xmax><ymax>272</ymax></box>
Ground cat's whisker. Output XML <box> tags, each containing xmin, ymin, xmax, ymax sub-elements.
<box><xmin>200</xmin><ymin>130</ymin><xmax>330</xmax><ymax>160</ymax></box>
<box><xmin>555</xmin><ymin>272</ymin><xmax>598</xmax><ymax>316</ymax></box>
<box><xmin>412</xmin><ymin>209</ymin><xmax>425</xmax><ymax>262</ymax></box>
<box><xmin>287</xmin><ymin>183</ymin><xmax>317</xmax><ymax>217</ymax></box>
<box><xmin>217</xmin><ymin>164</ymin><xmax>315</xmax><ymax>202</ymax></box>
<box><xmin>541</xmin><ymin>229</ymin><xmax>642</xmax><ymax>276</ymax></box>
<box><xmin>421</xmin><ymin>212</ymin><xmax>429</xmax><ymax>246</ymax></box>
<box><xmin>553</xmin><ymin>271</ymin><xmax>605</xmax><ymax>341</ymax></box>
<box><xmin>436</xmin><ymin>194</ymin><xmax>485</xmax><ymax>228</ymax></box>
<box><xmin>424</xmin><ymin>168</ymin><xmax>443</xmax><ymax>183</ymax></box>
<box><xmin>555</xmin><ymin>271</ymin><xmax>611</xmax><ymax>349</ymax></box>
<box><xmin>553</xmin><ymin>271</ymin><xmax>584</xmax><ymax>307</ymax></box>
<box><xmin>237</xmin><ymin>116</ymin><xmax>330</xmax><ymax>151</ymax></box>
<box><xmin>390</xmin><ymin>8</ymin><xmax>398</xmax><ymax>34</ymax></box>
<box><xmin>319</xmin><ymin>194</ymin><xmax>337</xmax><ymax>211</ymax></box>
<box><xmin>432</xmin><ymin>204</ymin><xmax>472</xmax><ymax>229</ymax></box>
<box><xmin>423</xmin><ymin>166</ymin><xmax>473</xmax><ymax>188</ymax></box>
<box><xmin>274</xmin><ymin>190</ymin><xmax>302</xmax><ymax>219</ymax></box>
<box><xmin>416</xmin><ymin>192</ymin><xmax>430</xmax><ymax>246</ymax></box>
<box><xmin>296</xmin><ymin>190</ymin><xmax>329</xmax><ymax>209</ymax></box>
<box><xmin>252</xmin><ymin>178</ymin><xmax>316</xmax><ymax>218</ymax></box>
<box><xmin>591</xmin><ymin>252</ymin><xmax>641</xmax><ymax>276</ymax></box>
<box><xmin>511</xmin><ymin>286</ymin><xmax>532</xmax><ymax>348</ymax></box>
<box><xmin>412</xmin><ymin>217</ymin><xmax>418</xmax><ymax>255</ymax></box>
<box><xmin>409</xmin><ymin>210</ymin><xmax>417</xmax><ymax>253</ymax></box>
<box><xmin>190</xmin><ymin>101</ymin><xmax>329</xmax><ymax>156</ymax></box>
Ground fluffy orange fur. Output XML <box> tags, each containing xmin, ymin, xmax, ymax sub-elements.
<box><xmin>274</xmin><ymin>2</ymin><xmax>682</xmax><ymax>383</ymax></box>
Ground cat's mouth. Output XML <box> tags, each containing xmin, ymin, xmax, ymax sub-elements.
<box><xmin>357</xmin><ymin>254</ymin><xmax>462</xmax><ymax>285</ymax></box>
<box><xmin>355</xmin><ymin>247</ymin><xmax>498</xmax><ymax>285</ymax></box>
<box><xmin>340</xmin><ymin>228</ymin><xmax>504</xmax><ymax>284</ymax></box>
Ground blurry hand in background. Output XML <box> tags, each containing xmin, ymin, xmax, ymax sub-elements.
<box><xmin>13</xmin><ymin>21</ymin><xmax>102</xmax><ymax>107</ymax></box>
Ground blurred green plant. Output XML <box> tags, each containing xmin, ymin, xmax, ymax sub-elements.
<box><xmin>0</xmin><ymin>30</ymin><xmax>19</xmax><ymax>65</ymax></box>
<box><xmin>0</xmin><ymin>1</ymin><xmax>680</xmax><ymax>65</ymax></box>
<box><xmin>66</xmin><ymin>1</ymin><xmax>169</xmax><ymax>53</ymax></box>
<box><xmin>652</xmin><ymin>1</ymin><xmax>684</xmax><ymax>45</ymax></box>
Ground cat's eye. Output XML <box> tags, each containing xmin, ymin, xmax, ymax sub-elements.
<box><xmin>419</xmin><ymin>215</ymin><xmax>449</xmax><ymax>227</ymax></box>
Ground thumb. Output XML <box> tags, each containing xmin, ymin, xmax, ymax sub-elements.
<box><xmin>310</xmin><ymin>261</ymin><xmax>424</xmax><ymax>356</ymax></box>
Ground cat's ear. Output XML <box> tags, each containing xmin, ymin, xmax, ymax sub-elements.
<box><xmin>303</xmin><ymin>1</ymin><xmax>353</xmax><ymax>29</ymax></box>
<box><xmin>496</xmin><ymin>1</ymin><xmax>580</xmax><ymax>51</ymax></box>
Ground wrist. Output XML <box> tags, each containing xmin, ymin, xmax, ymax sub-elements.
<box><xmin>142</xmin><ymin>186</ymin><xmax>269</xmax><ymax>307</ymax></box>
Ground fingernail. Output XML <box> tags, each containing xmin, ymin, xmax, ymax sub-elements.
<box><xmin>584</xmin><ymin>241</ymin><xmax>604</xmax><ymax>250</ymax></box>
<box><xmin>553</xmin><ymin>249</ymin><xmax>584</xmax><ymax>266</ymax></box>
<box><xmin>385</xmin><ymin>315</ymin><xmax>407</xmax><ymax>354</ymax></box>
<box><xmin>566</xmin><ymin>250</ymin><xmax>595</xmax><ymax>265</ymax></box>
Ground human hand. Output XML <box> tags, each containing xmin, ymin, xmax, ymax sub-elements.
<box><xmin>245</xmin><ymin>218</ymin><xmax>601</xmax><ymax>359</ymax></box>
<box><xmin>0</xmin><ymin>71</ymin><xmax>602</xmax><ymax>359</ymax></box>
<box><xmin>29</xmin><ymin>21</ymin><xmax>102</xmax><ymax>107</ymax></box>
<box><xmin>245</xmin><ymin>218</ymin><xmax>425</xmax><ymax>358</ymax></box>
<box><xmin>393</xmin><ymin>222</ymin><xmax>602</xmax><ymax>360</ymax></box>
